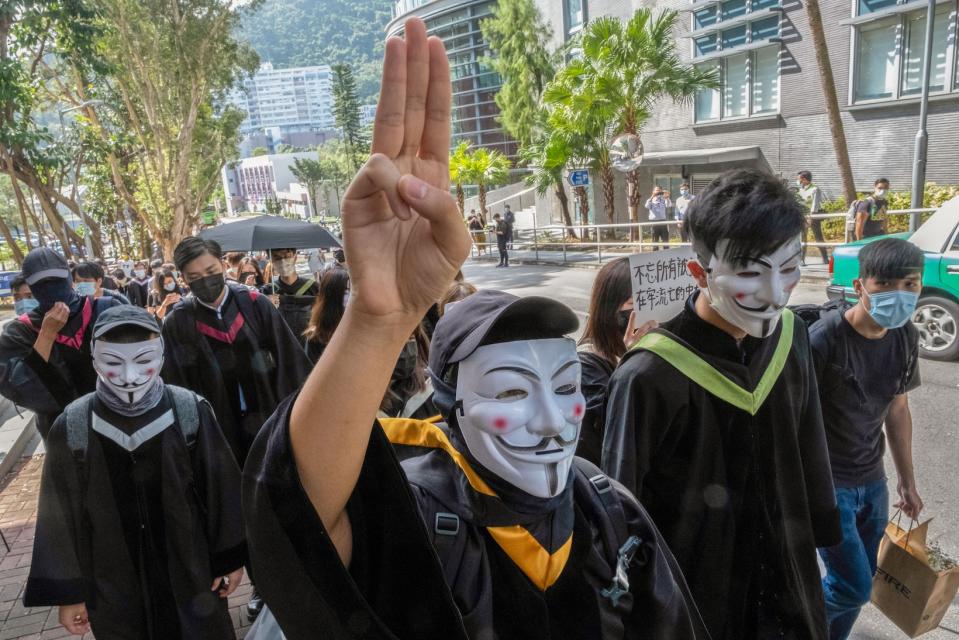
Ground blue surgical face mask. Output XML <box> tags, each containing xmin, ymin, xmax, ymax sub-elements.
<box><xmin>865</xmin><ymin>289</ymin><xmax>919</xmax><ymax>329</ymax></box>
<box><xmin>14</xmin><ymin>298</ymin><xmax>39</xmax><ymax>316</ymax></box>
<box><xmin>75</xmin><ymin>282</ymin><xmax>97</xmax><ymax>297</ymax></box>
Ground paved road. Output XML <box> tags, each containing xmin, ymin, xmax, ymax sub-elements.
<box><xmin>464</xmin><ymin>259</ymin><xmax>959</xmax><ymax>640</ymax></box>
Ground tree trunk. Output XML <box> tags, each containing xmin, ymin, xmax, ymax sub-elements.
<box><xmin>0</xmin><ymin>217</ymin><xmax>23</xmax><ymax>265</ymax></box>
<box><xmin>455</xmin><ymin>184</ymin><xmax>465</xmax><ymax>217</ymax></box>
<box><xmin>16</xmin><ymin>199</ymin><xmax>31</xmax><ymax>250</ymax></box>
<box><xmin>554</xmin><ymin>184</ymin><xmax>577</xmax><ymax>240</ymax></box>
<box><xmin>805</xmin><ymin>0</ymin><xmax>857</xmax><ymax>205</ymax></box>
<box><xmin>627</xmin><ymin>170</ymin><xmax>642</xmax><ymax>242</ymax></box>
<box><xmin>478</xmin><ymin>184</ymin><xmax>488</xmax><ymax>220</ymax></box>
<box><xmin>600</xmin><ymin>163</ymin><xmax>616</xmax><ymax>241</ymax></box>
<box><xmin>573</xmin><ymin>185</ymin><xmax>590</xmax><ymax>241</ymax></box>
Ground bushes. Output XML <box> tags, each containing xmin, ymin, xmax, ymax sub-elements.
<box><xmin>815</xmin><ymin>183</ymin><xmax>959</xmax><ymax>241</ymax></box>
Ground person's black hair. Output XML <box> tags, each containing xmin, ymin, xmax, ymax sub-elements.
<box><xmin>174</xmin><ymin>236</ymin><xmax>223</xmax><ymax>272</ymax></box>
<box><xmin>579</xmin><ymin>257</ymin><xmax>632</xmax><ymax>363</ymax></box>
<box><xmin>11</xmin><ymin>275</ymin><xmax>27</xmax><ymax>291</ymax></box>
<box><xmin>304</xmin><ymin>268</ymin><xmax>350</xmax><ymax>344</ymax></box>
<box><xmin>73</xmin><ymin>262</ymin><xmax>104</xmax><ymax>281</ymax></box>
<box><xmin>684</xmin><ymin>168</ymin><xmax>806</xmax><ymax>266</ymax></box>
<box><xmin>798</xmin><ymin>170</ymin><xmax>812</xmax><ymax>182</ymax></box>
<box><xmin>150</xmin><ymin>259</ymin><xmax>162</xmax><ymax>269</ymax></box>
<box><xmin>334</xmin><ymin>249</ymin><xmax>345</xmax><ymax>263</ymax></box>
<box><xmin>152</xmin><ymin>268</ymin><xmax>178</xmax><ymax>296</ymax></box>
<box><xmin>493</xmin><ymin>213</ymin><xmax>501</xmax><ymax>219</ymax></box>
<box><xmin>875</xmin><ymin>177</ymin><xmax>890</xmax><ymax>187</ymax></box>
<box><xmin>112</xmin><ymin>268</ymin><xmax>126</xmax><ymax>281</ymax></box>
<box><xmin>858</xmin><ymin>238</ymin><xmax>924</xmax><ymax>280</ymax></box>
<box><xmin>99</xmin><ymin>325</ymin><xmax>161</xmax><ymax>344</ymax></box>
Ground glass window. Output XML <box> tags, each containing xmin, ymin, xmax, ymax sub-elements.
<box><xmin>566</xmin><ymin>0</ymin><xmax>584</xmax><ymax>31</ymax></box>
<box><xmin>721</xmin><ymin>0</ymin><xmax>748</xmax><ymax>20</ymax></box>
<box><xmin>723</xmin><ymin>53</ymin><xmax>749</xmax><ymax>117</ymax></box>
<box><xmin>858</xmin><ymin>0</ymin><xmax>898</xmax><ymax>15</ymax></box>
<box><xmin>855</xmin><ymin>19</ymin><xmax>898</xmax><ymax>100</ymax></box>
<box><xmin>722</xmin><ymin>25</ymin><xmax>748</xmax><ymax>49</ymax></box>
<box><xmin>751</xmin><ymin>16</ymin><xmax>780</xmax><ymax>41</ymax></box>
<box><xmin>901</xmin><ymin>5</ymin><xmax>950</xmax><ymax>95</ymax></box>
<box><xmin>695</xmin><ymin>62</ymin><xmax>721</xmax><ymax>121</ymax></box>
<box><xmin>695</xmin><ymin>6</ymin><xmax>718</xmax><ymax>29</ymax></box>
<box><xmin>695</xmin><ymin>34</ymin><xmax>719</xmax><ymax>56</ymax></box>
<box><xmin>751</xmin><ymin>0</ymin><xmax>780</xmax><ymax>10</ymax></box>
<box><xmin>752</xmin><ymin>46</ymin><xmax>780</xmax><ymax>113</ymax></box>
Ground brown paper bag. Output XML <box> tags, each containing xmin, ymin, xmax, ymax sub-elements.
<box><xmin>871</xmin><ymin>517</ymin><xmax>959</xmax><ymax>638</ymax></box>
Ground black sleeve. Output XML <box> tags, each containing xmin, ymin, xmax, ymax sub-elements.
<box><xmin>256</xmin><ymin>294</ymin><xmax>312</xmax><ymax>394</ymax></box>
<box><xmin>900</xmin><ymin>325</ymin><xmax>922</xmax><ymax>394</ymax></box>
<box><xmin>807</xmin><ymin>318</ymin><xmax>833</xmax><ymax>384</ymax></box>
<box><xmin>23</xmin><ymin>417</ymin><xmax>90</xmax><ymax>606</ymax></box>
<box><xmin>242</xmin><ymin>394</ymin><xmax>466</xmax><ymax>640</ymax></box>
<box><xmin>193</xmin><ymin>400</ymin><xmax>247</xmax><ymax>576</ymax></box>
<box><xmin>576</xmin><ymin>352</ymin><xmax>614</xmax><ymax>466</ymax></box>
<box><xmin>0</xmin><ymin>323</ymin><xmax>74</xmax><ymax>414</ymax></box>
<box><xmin>794</xmin><ymin>327</ymin><xmax>842</xmax><ymax>547</ymax></box>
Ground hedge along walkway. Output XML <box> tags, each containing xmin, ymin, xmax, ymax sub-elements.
<box><xmin>0</xmin><ymin>456</ymin><xmax>254</xmax><ymax>639</ymax></box>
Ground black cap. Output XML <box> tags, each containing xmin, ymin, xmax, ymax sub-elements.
<box><xmin>22</xmin><ymin>248</ymin><xmax>70</xmax><ymax>285</ymax></box>
<box><xmin>93</xmin><ymin>305</ymin><xmax>162</xmax><ymax>340</ymax></box>
<box><xmin>428</xmin><ymin>290</ymin><xmax>579</xmax><ymax>415</ymax></box>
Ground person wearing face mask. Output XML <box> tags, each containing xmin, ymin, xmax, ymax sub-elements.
<box><xmin>797</xmin><ymin>171</ymin><xmax>829</xmax><ymax>265</ymax></box>
<box><xmin>575</xmin><ymin>258</ymin><xmax>656</xmax><ymax>466</ymax></box>
<box><xmin>11</xmin><ymin>275</ymin><xmax>37</xmax><ymax>317</ymax></box>
<box><xmin>808</xmin><ymin>238</ymin><xmax>923</xmax><ymax>640</ymax></box>
<box><xmin>242</xmin><ymin>26</ymin><xmax>706</xmax><ymax>640</ymax></box>
<box><xmin>377</xmin><ymin>327</ymin><xmax>435</xmax><ymax>419</ymax></box>
<box><xmin>0</xmin><ymin>248</ymin><xmax>124</xmax><ymax>439</ymax></box>
<box><xmin>261</xmin><ymin>248</ymin><xmax>319</xmax><ymax>343</ymax></box>
<box><xmin>674</xmin><ymin>183</ymin><xmax>695</xmax><ymax>242</ymax></box>
<box><xmin>147</xmin><ymin>268</ymin><xmax>182</xmax><ymax>321</ymax></box>
<box><xmin>24</xmin><ymin>305</ymin><xmax>246</xmax><ymax>639</ymax></box>
<box><xmin>854</xmin><ymin>178</ymin><xmax>891</xmax><ymax>240</ymax></box>
<box><xmin>73</xmin><ymin>262</ymin><xmax>131</xmax><ymax>304</ymax></box>
<box><xmin>125</xmin><ymin>260</ymin><xmax>152</xmax><ymax>308</ymax></box>
<box><xmin>644</xmin><ymin>186</ymin><xmax>672</xmax><ymax>250</ymax></box>
<box><xmin>603</xmin><ymin>169</ymin><xmax>841</xmax><ymax>640</ymax></box>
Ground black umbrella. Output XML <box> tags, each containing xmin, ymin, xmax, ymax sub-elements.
<box><xmin>199</xmin><ymin>215</ymin><xmax>341</xmax><ymax>251</ymax></box>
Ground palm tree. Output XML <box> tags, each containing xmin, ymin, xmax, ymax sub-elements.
<box><xmin>449</xmin><ymin>141</ymin><xmax>472</xmax><ymax>219</ymax></box>
<box><xmin>520</xmin><ymin>126</ymin><xmax>577</xmax><ymax>239</ymax></box>
<box><xmin>582</xmin><ymin>10</ymin><xmax>718</xmax><ymax>238</ymax></box>
<box><xmin>469</xmin><ymin>147</ymin><xmax>511</xmax><ymax>221</ymax></box>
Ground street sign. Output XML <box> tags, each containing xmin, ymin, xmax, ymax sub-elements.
<box><xmin>567</xmin><ymin>169</ymin><xmax>590</xmax><ymax>187</ymax></box>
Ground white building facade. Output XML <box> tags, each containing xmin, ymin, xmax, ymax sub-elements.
<box><xmin>220</xmin><ymin>152</ymin><xmax>318</xmax><ymax>217</ymax></box>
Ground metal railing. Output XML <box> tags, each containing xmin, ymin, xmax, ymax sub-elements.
<box><xmin>468</xmin><ymin>208</ymin><xmax>936</xmax><ymax>264</ymax></box>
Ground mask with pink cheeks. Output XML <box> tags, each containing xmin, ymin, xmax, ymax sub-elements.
<box><xmin>92</xmin><ymin>338</ymin><xmax>164</xmax><ymax>404</ymax></box>
<box><xmin>454</xmin><ymin>338</ymin><xmax>585</xmax><ymax>499</ymax></box>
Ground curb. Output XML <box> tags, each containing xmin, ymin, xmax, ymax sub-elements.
<box><xmin>0</xmin><ymin>411</ymin><xmax>38</xmax><ymax>480</ymax></box>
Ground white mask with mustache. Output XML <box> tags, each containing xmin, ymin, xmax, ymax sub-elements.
<box><xmin>454</xmin><ymin>338</ymin><xmax>585</xmax><ymax>499</ymax></box>
<box><xmin>93</xmin><ymin>338</ymin><xmax>164</xmax><ymax>404</ymax></box>
<box><xmin>694</xmin><ymin>236</ymin><xmax>802</xmax><ymax>338</ymax></box>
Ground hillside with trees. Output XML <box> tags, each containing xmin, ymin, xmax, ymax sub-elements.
<box><xmin>240</xmin><ymin>0</ymin><xmax>394</xmax><ymax>101</ymax></box>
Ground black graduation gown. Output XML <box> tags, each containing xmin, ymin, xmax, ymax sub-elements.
<box><xmin>243</xmin><ymin>395</ymin><xmax>707</xmax><ymax>640</ymax></box>
<box><xmin>576</xmin><ymin>350</ymin><xmax>616</xmax><ymax>467</ymax></box>
<box><xmin>24</xmin><ymin>389</ymin><xmax>246</xmax><ymax>640</ymax></box>
<box><xmin>0</xmin><ymin>296</ymin><xmax>123</xmax><ymax>438</ymax></box>
<box><xmin>602</xmin><ymin>294</ymin><xmax>841</xmax><ymax>640</ymax></box>
<box><xmin>161</xmin><ymin>283</ymin><xmax>311</xmax><ymax>464</ymax></box>
<box><xmin>125</xmin><ymin>278</ymin><xmax>151</xmax><ymax>308</ymax></box>
<box><xmin>262</xmin><ymin>277</ymin><xmax>318</xmax><ymax>347</ymax></box>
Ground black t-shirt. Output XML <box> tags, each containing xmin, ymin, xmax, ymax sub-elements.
<box><xmin>810</xmin><ymin>310</ymin><xmax>920</xmax><ymax>488</ymax></box>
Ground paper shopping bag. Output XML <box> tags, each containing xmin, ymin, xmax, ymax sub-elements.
<box><xmin>871</xmin><ymin>518</ymin><xmax>959</xmax><ymax>638</ymax></box>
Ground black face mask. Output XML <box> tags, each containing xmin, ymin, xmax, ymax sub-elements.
<box><xmin>616</xmin><ymin>309</ymin><xmax>632</xmax><ymax>333</ymax></box>
<box><xmin>392</xmin><ymin>339</ymin><xmax>419</xmax><ymax>381</ymax></box>
<box><xmin>189</xmin><ymin>273</ymin><xmax>226</xmax><ymax>304</ymax></box>
<box><xmin>32</xmin><ymin>278</ymin><xmax>80</xmax><ymax>314</ymax></box>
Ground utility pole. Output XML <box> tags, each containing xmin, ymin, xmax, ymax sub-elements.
<box><xmin>909</xmin><ymin>0</ymin><xmax>936</xmax><ymax>230</ymax></box>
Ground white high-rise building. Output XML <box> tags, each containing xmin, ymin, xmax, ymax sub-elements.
<box><xmin>229</xmin><ymin>62</ymin><xmax>335</xmax><ymax>150</ymax></box>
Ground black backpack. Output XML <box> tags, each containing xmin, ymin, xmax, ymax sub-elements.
<box><xmin>789</xmin><ymin>297</ymin><xmax>852</xmax><ymax>328</ymax></box>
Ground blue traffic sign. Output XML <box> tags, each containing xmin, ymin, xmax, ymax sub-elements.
<box><xmin>567</xmin><ymin>169</ymin><xmax>590</xmax><ymax>187</ymax></box>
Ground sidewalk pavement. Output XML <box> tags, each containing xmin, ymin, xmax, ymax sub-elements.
<box><xmin>470</xmin><ymin>246</ymin><xmax>833</xmax><ymax>282</ymax></box>
<box><xmin>0</xmin><ymin>455</ymin><xmax>254</xmax><ymax>639</ymax></box>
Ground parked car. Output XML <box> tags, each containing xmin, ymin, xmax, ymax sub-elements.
<box><xmin>828</xmin><ymin>196</ymin><xmax>959</xmax><ymax>361</ymax></box>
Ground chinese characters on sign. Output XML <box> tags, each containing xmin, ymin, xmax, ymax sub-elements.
<box><xmin>628</xmin><ymin>246</ymin><xmax>698</xmax><ymax>324</ymax></box>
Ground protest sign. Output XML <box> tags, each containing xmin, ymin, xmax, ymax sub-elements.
<box><xmin>629</xmin><ymin>246</ymin><xmax>698</xmax><ymax>324</ymax></box>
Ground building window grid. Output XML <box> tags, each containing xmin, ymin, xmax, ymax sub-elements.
<box><xmin>849</xmin><ymin>1</ymin><xmax>959</xmax><ymax>103</ymax></box>
<box><xmin>694</xmin><ymin>45</ymin><xmax>781</xmax><ymax>121</ymax></box>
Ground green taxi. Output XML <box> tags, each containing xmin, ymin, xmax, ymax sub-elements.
<box><xmin>827</xmin><ymin>196</ymin><xmax>959</xmax><ymax>361</ymax></box>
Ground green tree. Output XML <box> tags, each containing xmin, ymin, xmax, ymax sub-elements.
<box><xmin>81</xmin><ymin>0</ymin><xmax>260</xmax><ymax>259</ymax></box>
<box><xmin>331</xmin><ymin>64</ymin><xmax>366</xmax><ymax>172</ymax></box>
<box><xmin>581</xmin><ymin>10</ymin><xmax>717</xmax><ymax>235</ymax></box>
<box><xmin>291</xmin><ymin>156</ymin><xmax>325</xmax><ymax>216</ymax></box>
<box><xmin>467</xmin><ymin>148</ymin><xmax>511</xmax><ymax>221</ymax></box>
<box><xmin>449</xmin><ymin>141</ymin><xmax>472</xmax><ymax>219</ymax></box>
<box><xmin>480</xmin><ymin>0</ymin><xmax>556</xmax><ymax>150</ymax></box>
<box><xmin>264</xmin><ymin>196</ymin><xmax>283</xmax><ymax>215</ymax></box>
<box><xmin>520</xmin><ymin>124</ymin><xmax>576</xmax><ymax>238</ymax></box>
<box><xmin>251</xmin><ymin>146</ymin><xmax>270</xmax><ymax>156</ymax></box>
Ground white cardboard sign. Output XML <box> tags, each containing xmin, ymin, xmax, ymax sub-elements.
<box><xmin>628</xmin><ymin>246</ymin><xmax>699</xmax><ymax>324</ymax></box>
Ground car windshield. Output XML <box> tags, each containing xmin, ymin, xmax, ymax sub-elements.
<box><xmin>908</xmin><ymin>196</ymin><xmax>959</xmax><ymax>254</ymax></box>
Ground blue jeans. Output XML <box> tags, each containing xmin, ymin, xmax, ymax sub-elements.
<box><xmin>818</xmin><ymin>479</ymin><xmax>889</xmax><ymax>640</ymax></box>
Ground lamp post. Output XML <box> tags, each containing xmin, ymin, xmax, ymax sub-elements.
<box><xmin>909</xmin><ymin>0</ymin><xmax>936</xmax><ymax>231</ymax></box>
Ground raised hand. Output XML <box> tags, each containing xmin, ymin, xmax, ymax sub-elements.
<box><xmin>342</xmin><ymin>18</ymin><xmax>470</xmax><ymax>323</ymax></box>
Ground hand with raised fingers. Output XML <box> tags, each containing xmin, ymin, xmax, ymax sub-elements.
<box><xmin>342</xmin><ymin>18</ymin><xmax>470</xmax><ymax>328</ymax></box>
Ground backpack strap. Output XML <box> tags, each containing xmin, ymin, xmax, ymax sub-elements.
<box><xmin>166</xmin><ymin>386</ymin><xmax>201</xmax><ymax>448</ymax></box>
<box><xmin>572</xmin><ymin>458</ymin><xmax>630</xmax><ymax>566</ymax></box>
<box><xmin>64</xmin><ymin>395</ymin><xmax>96</xmax><ymax>491</ymax></box>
